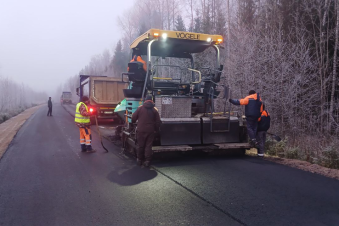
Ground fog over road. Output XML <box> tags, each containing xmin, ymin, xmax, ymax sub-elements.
<box><xmin>0</xmin><ymin>104</ymin><xmax>338</xmax><ymax>226</ymax></box>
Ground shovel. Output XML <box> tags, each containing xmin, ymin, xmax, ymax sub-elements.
<box><xmin>267</xmin><ymin>132</ymin><xmax>282</xmax><ymax>142</ymax></box>
<box><xmin>95</xmin><ymin>115</ymin><xmax>109</xmax><ymax>153</ymax></box>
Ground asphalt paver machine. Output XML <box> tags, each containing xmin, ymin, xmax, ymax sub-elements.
<box><xmin>115</xmin><ymin>29</ymin><xmax>250</xmax><ymax>153</ymax></box>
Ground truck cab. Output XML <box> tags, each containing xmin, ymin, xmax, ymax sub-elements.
<box><xmin>61</xmin><ymin>92</ymin><xmax>72</xmax><ymax>104</ymax></box>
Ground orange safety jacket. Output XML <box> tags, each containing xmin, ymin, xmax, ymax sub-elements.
<box><xmin>230</xmin><ymin>93</ymin><xmax>263</xmax><ymax>119</ymax></box>
<box><xmin>128</xmin><ymin>55</ymin><xmax>147</xmax><ymax>72</ymax></box>
<box><xmin>258</xmin><ymin>110</ymin><xmax>269</xmax><ymax>121</ymax></box>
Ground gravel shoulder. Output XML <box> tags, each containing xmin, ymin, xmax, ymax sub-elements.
<box><xmin>0</xmin><ymin>105</ymin><xmax>42</xmax><ymax>159</ymax></box>
<box><xmin>247</xmin><ymin>149</ymin><xmax>339</xmax><ymax>180</ymax></box>
<box><xmin>265</xmin><ymin>156</ymin><xmax>339</xmax><ymax>180</ymax></box>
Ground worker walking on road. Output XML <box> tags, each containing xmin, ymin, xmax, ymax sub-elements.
<box><xmin>132</xmin><ymin>95</ymin><xmax>161</xmax><ymax>167</ymax></box>
<box><xmin>75</xmin><ymin>96</ymin><xmax>96</xmax><ymax>153</ymax></box>
<box><xmin>256</xmin><ymin>104</ymin><xmax>270</xmax><ymax>157</ymax></box>
<box><xmin>229</xmin><ymin>90</ymin><xmax>263</xmax><ymax>147</ymax></box>
<box><xmin>47</xmin><ymin>97</ymin><xmax>53</xmax><ymax>116</ymax></box>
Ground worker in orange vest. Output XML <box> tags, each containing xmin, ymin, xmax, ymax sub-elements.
<box><xmin>75</xmin><ymin>96</ymin><xmax>96</xmax><ymax>153</ymax></box>
<box><xmin>229</xmin><ymin>90</ymin><xmax>263</xmax><ymax>147</ymax></box>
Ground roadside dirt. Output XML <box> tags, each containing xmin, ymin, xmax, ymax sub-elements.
<box><xmin>0</xmin><ymin>105</ymin><xmax>42</xmax><ymax>159</ymax></box>
<box><xmin>247</xmin><ymin>149</ymin><xmax>339</xmax><ymax>180</ymax></box>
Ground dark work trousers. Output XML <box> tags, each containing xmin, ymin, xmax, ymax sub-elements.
<box><xmin>256</xmin><ymin>131</ymin><xmax>266</xmax><ymax>154</ymax></box>
<box><xmin>47</xmin><ymin>107</ymin><xmax>52</xmax><ymax>116</ymax></box>
<box><xmin>246</xmin><ymin>117</ymin><xmax>258</xmax><ymax>140</ymax></box>
<box><xmin>137</xmin><ymin>131</ymin><xmax>155</xmax><ymax>162</ymax></box>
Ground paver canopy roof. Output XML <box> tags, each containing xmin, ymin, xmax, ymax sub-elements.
<box><xmin>130</xmin><ymin>29</ymin><xmax>223</xmax><ymax>58</ymax></box>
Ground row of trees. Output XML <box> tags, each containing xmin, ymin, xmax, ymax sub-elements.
<box><xmin>0</xmin><ymin>76</ymin><xmax>47</xmax><ymax>121</ymax></box>
<box><xmin>56</xmin><ymin>42</ymin><xmax>129</xmax><ymax>100</ymax></box>
<box><xmin>223</xmin><ymin>0</ymin><xmax>339</xmax><ymax>139</ymax></box>
<box><xmin>68</xmin><ymin>0</ymin><xmax>338</xmax><ymax>144</ymax></box>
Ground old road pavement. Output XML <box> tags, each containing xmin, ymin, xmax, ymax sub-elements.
<box><xmin>0</xmin><ymin>103</ymin><xmax>339</xmax><ymax>226</ymax></box>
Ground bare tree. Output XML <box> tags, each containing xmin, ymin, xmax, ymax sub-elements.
<box><xmin>330</xmin><ymin>0</ymin><xmax>339</xmax><ymax>132</ymax></box>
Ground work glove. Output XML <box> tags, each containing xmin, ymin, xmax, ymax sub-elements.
<box><xmin>229</xmin><ymin>99</ymin><xmax>237</xmax><ymax>105</ymax></box>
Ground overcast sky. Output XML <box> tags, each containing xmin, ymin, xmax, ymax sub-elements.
<box><xmin>0</xmin><ymin>0</ymin><xmax>134</xmax><ymax>93</ymax></box>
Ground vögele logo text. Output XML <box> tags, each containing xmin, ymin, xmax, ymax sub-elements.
<box><xmin>175</xmin><ymin>32</ymin><xmax>200</xmax><ymax>40</ymax></box>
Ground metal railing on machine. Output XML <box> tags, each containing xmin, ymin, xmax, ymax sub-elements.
<box><xmin>151</xmin><ymin>65</ymin><xmax>201</xmax><ymax>84</ymax></box>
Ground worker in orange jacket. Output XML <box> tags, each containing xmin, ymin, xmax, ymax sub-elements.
<box><xmin>229</xmin><ymin>90</ymin><xmax>263</xmax><ymax>147</ymax></box>
<box><xmin>75</xmin><ymin>96</ymin><xmax>96</xmax><ymax>153</ymax></box>
<box><xmin>256</xmin><ymin>104</ymin><xmax>270</xmax><ymax>157</ymax></box>
<box><xmin>128</xmin><ymin>54</ymin><xmax>147</xmax><ymax>72</ymax></box>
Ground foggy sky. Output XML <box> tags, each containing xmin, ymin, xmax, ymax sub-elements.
<box><xmin>0</xmin><ymin>0</ymin><xmax>134</xmax><ymax>93</ymax></box>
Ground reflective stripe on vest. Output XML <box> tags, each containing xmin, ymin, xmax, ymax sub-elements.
<box><xmin>75</xmin><ymin>102</ymin><xmax>90</xmax><ymax>124</ymax></box>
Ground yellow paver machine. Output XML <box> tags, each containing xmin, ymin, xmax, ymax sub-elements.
<box><xmin>115</xmin><ymin>29</ymin><xmax>250</xmax><ymax>153</ymax></box>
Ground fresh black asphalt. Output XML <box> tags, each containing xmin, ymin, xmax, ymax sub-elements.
<box><xmin>0</xmin><ymin>104</ymin><xmax>338</xmax><ymax>226</ymax></box>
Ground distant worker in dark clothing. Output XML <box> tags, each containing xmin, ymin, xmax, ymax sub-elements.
<box><xmin>256</xmin><ymin>104</ymin><xmax>270</xmax><ymax>157</ymax></box>
<box><xmin>75</xmin><ymin>96</ymin><xmax>96</xmax><ymax>153</ymax></box>
<box><xmin>229</xmin><ymin>90</ymin><xmax>263</xmax><ymax>147</ymax></box>
<box><xmin>128</xmin><ymin>54</ymin><xmax>147</xmax><ymax>72</ymax></box>
<box><xmin>47</xmin><ymin>97</ymin><xmax>53</xmax><ymax>116</ymax></box>
<box><xmin>132</xmin><ymin>95</ymin><xmax>161</xmax><ymax>167</ymax></box>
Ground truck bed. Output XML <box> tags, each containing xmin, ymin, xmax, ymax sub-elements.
<box><xmin>90</xmin><ymin>77</ymin><xmax>127</xmax><ymax>105</ymax></box>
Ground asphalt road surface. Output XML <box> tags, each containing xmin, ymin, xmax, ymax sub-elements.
<box><xmin>0</xmin><ymin>104</ymin><xmax>339</xmax><ymax>226</ymax></box>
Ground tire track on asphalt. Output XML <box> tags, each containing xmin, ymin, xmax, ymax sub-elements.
<box><xmin>151</xmin><ymin>166</ymin><xmax>247</xmax><ymax>225</ymax></box>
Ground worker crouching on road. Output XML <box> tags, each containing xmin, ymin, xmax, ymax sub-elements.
<box><xmin>75</xmin><ymin>96</ymin><xmax>96</xmax><ymax>153</ymax></box>
<box><xmin>132</xmin><ymin>95</ymin><xmax>161</xmax><ymax>167</ymax></box>
<box><xmin>229</xmin><ymin>90</ymin><xmax>263</xmax><ymax>147</ymax></box>
<box><xmin>256</xmin><ymin>104</ymin><xmax>270</xmax><ymax>157</ymax></box>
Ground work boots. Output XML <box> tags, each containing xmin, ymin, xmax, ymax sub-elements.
<box><xmin>137</xmin><ymin>158</ymin><xmax>143</xmax><ymax>166</ymax></box>
<box><xmin>86</xmin><ymin>145</ymin><xmax>96</xmax><ymax>153</ymax></box>
<box><xmin>143</xmin><ymin>161</ymin><xmax>150</xmax><ymax>168</ymax></box>
<box><xmin>81</xmin><ymin>144</ymin><xmax>87</xmax><ymax>152</ymax></box>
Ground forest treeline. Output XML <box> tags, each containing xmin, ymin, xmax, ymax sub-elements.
<box><xmin>0</xmin><ymin>76</ymin><xmax>47</xmax><ymax>123</ymax></box>
<box><xmin>60</xmin><ymin>0</ymin><xmax>338</xmax><ymax>166</ymax></box>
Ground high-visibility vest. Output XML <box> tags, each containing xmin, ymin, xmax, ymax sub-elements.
<box><xmin>75</xmin><ymin>102</ymin><xmax>90</xmax><ymax>124</ymax></box>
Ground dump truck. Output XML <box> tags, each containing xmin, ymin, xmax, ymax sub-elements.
<box><xmin>76</xmin><ymin>75</ymin><xmax>127</xmax><ymax>121</ymax></box>
<box><xmin>114</xmin><ymin>29</ymin><xmax>251</xmax><ymax>154</ymax></box>
<box><xmin>60</xmin><ymin>92</ymin><xmax>72</xmax><ymax>104</ymax></box>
